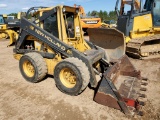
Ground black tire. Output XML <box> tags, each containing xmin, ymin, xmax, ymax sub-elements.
<box><xmin>54</xmin><ymin>57</ymin><xmax>90</xmax><ymax>96</ymax></box>
<box><xmin>19</xmin><ymin>52</ymin><xmax>47</xmax><ymax>83</ymax></box>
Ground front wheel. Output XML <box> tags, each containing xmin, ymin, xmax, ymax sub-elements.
<box><xmin>19</xmin><ymin>52</ymin><xmax>47</xmax><ymax>83</ymax></box>
<box><xmin>54</xmin><ymin>57</ymin><xmax>90</xmax><ymax>96</ymax></box>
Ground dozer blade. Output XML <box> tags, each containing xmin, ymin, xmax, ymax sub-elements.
<box><xmin>6</xmin><ymin>30</ymin><xmax>17</xmax><ymax>46</ymax></box>
<box><xmin>87</xmin><ymin>28</ymin><xmax>125</xmax><ymax>61</ymax></box>
<box><xmin>94</xmin><ymin>55</ymin><xmax>147</xmax><ymax>116</ymax></box>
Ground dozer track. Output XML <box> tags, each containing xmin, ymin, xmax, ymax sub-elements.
<box><xmin>126</xmin><ymin>35</ymin><xmax>160</xmax><ymax>59</ymax></box>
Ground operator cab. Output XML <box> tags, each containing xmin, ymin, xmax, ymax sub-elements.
<box><xmin>115</xmin><ymin>0</ymin><xmax>160</xmax><ymax>36</ymax></box>
<box><xmin>0</xmin><ymin>15</ymin><xmax>5</xmax><ymax>24</ymax></box>
<box><xmin>150</xmin><ymin>0</ymin><xmax>160</xmax><ymax>26</ymax></box>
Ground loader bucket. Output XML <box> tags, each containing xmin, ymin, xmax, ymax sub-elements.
<box><xmin>87</xmin><ymin>28</ymin><xmax>125</xmax><ymax>61</ymax></box>
<box><xmin>94</xmin><ymin>55</ymin><xmax>147</xmax><ymax>116</ymax></box>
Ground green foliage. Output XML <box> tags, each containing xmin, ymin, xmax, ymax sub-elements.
<box><xmin>87</xmin><ymin>10</ymin><xmax>117</xmax><ymax>22</ymax></box>
<box><xmin>90</xmin><ymin>10</ymin><xmax>99</xmax><ymax>16</ymax></box>
<box><xmin>87</xmin><ymin>11</ymin><xmax>91</xmax><ymax>16</ymax></box>
<box><xmin>108</xmin><ymin>11</ymin><xmax>117</xmax><ymax>21</ymax></box>
<box><xmin>99</xmin><ymin>10</ymin><xmax>103</xmax><ymax>20</ymax></box>
<box><xmin>8</xmin><ymin>13</ymin><xmax>17</xmax><ymax>17</ymax></box>
<box><xmin>8</xmin><ymin>10</ymin><xmax>117</xmax><ymax>21</ymax></box>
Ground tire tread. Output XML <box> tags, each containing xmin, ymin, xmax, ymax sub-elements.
<box><xmin>25</xmin><ymin>52</ymin><xmax>47</xmax><ymax>82</ymax></box>
<box><xmin>62</xmin><ymin>57</ymin><xmax>90</xmax><ymax>94</ymax></box>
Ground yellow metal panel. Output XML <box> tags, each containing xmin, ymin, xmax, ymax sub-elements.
<box><xmin>13</xmin><ymin>54</ymin><xmax>22</xmax><ymax>60</ymax></box>
<box><xmin>0</xmin><ymin>24</ymin><xmax>7</xmax><ymax>30</ymax></box>
<box><xmin>133</xmin><ymin>14</ymin><xmax>152</xmax><ymax>32</ymax></box>
<box><xmin>125</xmin><ymin>36</ymin><xmax>131</xmax><ymax>43</ymax></box>
<box><xmin>130</xmin><ymin>13</ymin><xmax>160</xmax><ymax>39</ymax></box>
<box><xmin>45</xmin><ymin>55</ymin><xmax>61</xmax><ymax>75</ymax></box>
<box><xmin>128</xmin><ymin>13</ymin><xmax>155</xmax><ymax>40</ymax></box>
<box><xmin>153</xmin><ymin>28</ymin><xmax>160</xmax><ymax>31</ymax></box>
<box><xmin>59</xmin><ymin>6</ymin><xmax>68</xmax><ymax>43</ymax></box>
<box><xmin>3</xmin><ymin>14</ymin><xmax>7</xmax><ymax>18</ymax></box>
<box><xmin>130</xmin><ymin>30</ymin><xmax>155</xmax><ymax>38</ymax></box>
<box><xmin>38</xmin><ymin>7</ymin><xmax>54</xmax><ymax>12</ymax></box>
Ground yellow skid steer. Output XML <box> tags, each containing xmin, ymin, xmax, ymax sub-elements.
<box><xmin>13</xmin><ymin>6</ymin><xmax>147</xmax><ymax>116</ymax></box>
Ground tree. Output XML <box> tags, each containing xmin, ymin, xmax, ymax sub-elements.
<box><xmin>108</xmin><ymin>11</ymin><xmax>117</xmax><ymax>21</ymax></box>
<box><xmin>90</xmin><ymin>10</ymin><xmax>98</xmax><ymax>16</ymax></box>
<box><xmin>88</xmin><ymin>10</ymin><xmax>117</xmax><ymax>22</ymax></box>
<box><xmin>98</xmin><ymin>10</ymin><xmax>103</xmax><ymax>21</ymax></box>
<box><xmin>87</xmin><ymin>11</ymin><xmax>91</xmax><ymax>16</ymax></box>
<box><xmin>8</xmin><ymin>13</ymin><xmax>17</xmax><ymax>17</ymax></box>
<box><xmin>103</xmin><ymin>11</ymin><xmax>108</xmax><ymax>21</ymax></box>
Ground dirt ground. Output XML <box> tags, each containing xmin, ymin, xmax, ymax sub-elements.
<box><xmin>0</xmin><ymin>39</ymin><xmax>160</xmax><ymax>120</ymax></box>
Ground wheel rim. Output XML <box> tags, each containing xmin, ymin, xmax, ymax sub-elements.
<box><xmin>59</xmin><ymin>68</ymin><xmax>77</xmax><ymax>88</ymax></box>
<box><xmin>23</xmin><ymin>60</ymin><xmax>35</xmax><ymax>77</ymax></box>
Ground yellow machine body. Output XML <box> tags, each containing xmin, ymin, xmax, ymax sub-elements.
<box><xmin>13</xmin><ymin>5</ymin><xmax>147</xmax><ymax>116</ymax></box>
<box><xmin>89</xmin><ymin>0</ymin><xmax>160</xmax><ymax>59</ymax></box>
<box><xmin>14</xmin><ymin>6</ymin><xmax>91</xmax><ymax>75</ymax></box>
<box><xmin>0</xmin><ymin>14</ymin><xmax>18</xmax><ymax>46</ymax></box>
<box><xmin>127</xmin><ymin>13</ymin><xmax>160</xmax><ymax>42</ymax></box>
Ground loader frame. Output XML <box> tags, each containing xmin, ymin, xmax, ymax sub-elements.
<box><xmin>14</xmin><ymin>6</ymin><xmax>107</xmax><ymax>88</ymax></box>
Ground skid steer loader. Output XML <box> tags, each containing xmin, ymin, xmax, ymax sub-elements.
<box><xmin>0</xmin><ymin>14</ymin><xmax>18</xmax><ymax>46</ymax></box>
<box><xmin>13</xmin><ymin>6</ymin><xmax>147</xmax><ymax>116</ymax></box>
<box><xmin>88</xmin><ymin>0</ymin><xmax>160</xmax><ymax>59</ymax></box>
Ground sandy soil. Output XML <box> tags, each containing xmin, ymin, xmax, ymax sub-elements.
<box><xmin>0</xmin><ymin>39</ymin><xmax>160</xmax><ymax>120</ymax></box>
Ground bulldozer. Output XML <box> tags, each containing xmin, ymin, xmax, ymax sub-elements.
<box><xmin>0</xmin><ymin>14</ymin><xmax>18</xmax><ymax>46</ymax></box>
<box><xmin>13</xmin><ymin>6</ymin><xmax>147</xmax><ymax>116</ymax></box>
<box><xmin>6</xmin><ymin>12</ymin><xmax>26</xmax><ymax>33</ymax></box>
<box><xmin>88</xmin><ymin>0</ymin><xmax>160</xmax><ymax>59</ymax></box>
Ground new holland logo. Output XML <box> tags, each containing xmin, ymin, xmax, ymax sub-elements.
<box><xmin>34</xmin><ymin>28</ymin><xmax>66</xmax><ymax>51</ymax></box>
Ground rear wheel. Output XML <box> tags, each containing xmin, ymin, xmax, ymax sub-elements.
<box><xmin>19</xmin><ymin>52</ymin><xmax>47</xmax><ymax>83</ymax></box>
<box><xmin>54</xmin><ymin>57</ymin><xmax>90</xmax><ymax>95</ymax></box>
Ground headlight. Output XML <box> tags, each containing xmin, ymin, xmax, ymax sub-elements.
<box><xmin>76</xmin><ymin>8</ymin><xmax>79</xmax><ymax>13</ymax></box>
<box><xmin>62</xmin><ymin>7</ymin><xmax>66</xmax><ymax>12</ymax></box>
